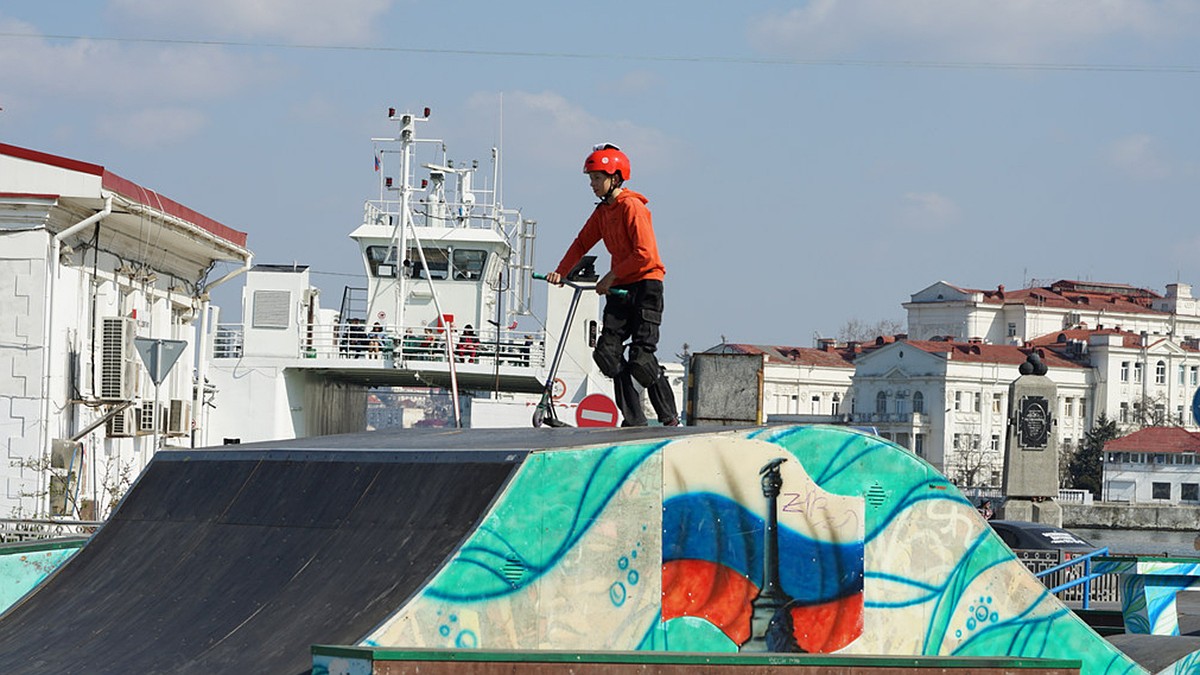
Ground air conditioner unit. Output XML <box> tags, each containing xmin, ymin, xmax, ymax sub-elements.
<box><xmin>99</xmin><ymin>317</ymin><xmax>139</xmax><ymax>400</ymax></box>
<box><xmin>168</xmin><ymin>399</ymin><xmax>191</xmax><ymax>436</ymax></box>
<box><xmin>106</xmin><ymin>407</ymin><xmax>137</xmax><ymax>437</ymax></box>
<box><xmin>137</xmin><ymin>401</ymin><xmax>164</xmax><ymax>435</ymax></box>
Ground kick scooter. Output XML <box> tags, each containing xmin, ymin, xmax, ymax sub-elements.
<box><xmin>530</xmin><ymin>273</ymin><xmax>626</xmax><ymax>428</ymax></box>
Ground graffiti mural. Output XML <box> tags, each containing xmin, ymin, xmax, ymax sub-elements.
<box><xmin>360</xmin><ymin>426</ymin><xmax>1173</xmax><ymax>674</ymax></box>
<box><xmin>660</xmin><ymin>436</ymin><xmax>864</xmax><ymax>653</ymax></box>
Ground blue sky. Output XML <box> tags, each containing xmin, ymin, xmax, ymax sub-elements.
<box><xmin>2</xmin><ymin>1</ymin><xmax>1198</xmax><ymax>355</ymax></box>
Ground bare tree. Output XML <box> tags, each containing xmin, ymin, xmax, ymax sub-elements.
<box><xmin>1123</xmin><ymin>393</ymin><xmax>1170</xmax><ymax>431</ymax></box>
<box><xmin>837</xmin><ymin>317</ymin><xmax>906</xmax><ymax>343</ymax></box>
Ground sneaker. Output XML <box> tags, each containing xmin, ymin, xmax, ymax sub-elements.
<box><xmin>663</xmin><ymin>417</ymin><xmax>680</xmax><ymax>427</ymax></box>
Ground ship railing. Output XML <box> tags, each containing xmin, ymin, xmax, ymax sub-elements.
<box><xmin>302</xmin><ymin>322</ymin><xmax>547</xmax><ymax>369</ymax></box>
<box><xmin>212</xmin><ymin>325</ymin><xmax>243</xmax><ymax>359</ymax></box>
<box><xmin>364</xmin><ymin>199</ymin><xmax>513</xmax><ymax>235</ymax></box>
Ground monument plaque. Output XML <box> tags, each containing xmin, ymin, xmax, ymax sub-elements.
<box><xmin>1017</xmin><ymin>396</ymin><xmax>1050</xmax><ymax>449</ymax></box>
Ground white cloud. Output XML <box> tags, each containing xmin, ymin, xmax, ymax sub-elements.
<box><xmin>900</xmin><ymin>191</ymin><xmax>960</xmax><ymax>231</ymax></box>
<box><xmin>109</xmin><ymin>0</ymin><xmax>394</xmax><ymax>44</ymax></box>
<box><xmin>0</xmin><ymin>17</ymin><xmax>274</xmax><ymax>102</ymax></box>
<box><xmin>96</xmin><ymin>107</ymin><xmax>208</xmax><ymax>147</ymax></box>
<box><xmin>746</xmin><ymin>0</ymin><xmax>1200</xmax><ymax>62</ymax></box>
<box><xmin>1107</xmin><ymin>134</ymin><xmax>1171</xmax><ymax>180</ymax></box>
<box><xmin>465</xmin><ymin>91</ymin><xmax>678</xmax><ymax>174</ymax></box>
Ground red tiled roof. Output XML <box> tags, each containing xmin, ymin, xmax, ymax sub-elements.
<box><xmin>905</xmin><ymin>340</ymin><xmax>1086</xmax><ymax>369</ymax></box>
<box><xmin>1027</xmin><ymin>328</ymin><xmax>1142</xmax><ymax>349</ymax></box>
<box><xmin>972</xmin><ymin>279</ymin><xmax>1163</xmax><ymax>315</ymax></box>
<box><xmin>705</xmin><ymin>343</ymin><xmax>856</xmax><ymax>368</ymax></box>
<box><xmin>0</xmin><ymin>142</ymin><xmax>248</xmax><ymax>249</ymax></box>
<box><xmin>1105</xmin><ymin>426</ymin><xmax>1200</xmax><ymax>454</ymax></box>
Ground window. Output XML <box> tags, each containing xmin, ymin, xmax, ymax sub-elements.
<box><xmin>365</xmin><ymin>245</ymin><xmax>399</xmax><ymax>277</ymax></box>
<box><xmin>1179</xmin><ymin>406</ymin><xmax>1186</xmax><ymax>425</ymax></box>
<box><xmin>953</xmin><ymin>391</ymin><xmax>962</xmax><ymax>411</ymax></box>
<box><xmin>1119</xmin><ymin>402</ymin><xmax>1129</xmax><ymax>422</ymax></box>
<box><xmin>832</xmin><ymin>393</ymin><xmax>841</xmax><ymax>416</ymax></box>
<box><xmin>1064</xmin><ymin>397</ymin><xmax>1073</xmax><ymax>417</ymax></box>
<box><xmin>1155</xmin><ymin>360</ymin><xmax>1166</xmax><ymax>385</ymax></box>
<box><xmin>990</xmin><ymin>435</ymin><xmax>1000</xmax><ymax>452</ymax></box>
<box><xmin>1152</xmin><ymin>482</ymin><xmax>1171</xmax><ymax>500</ymax></box>
<box><xmin>1181</xmin><ymin>365</ymin><xmax>1188</xmax><ymax>386</ymax></box>
<box><xmin>1183</xmin><ymin>483</ymin><xmax>1199</xmax><ymax>502</ymax></box>
<box><xmin>992</xmin><ymin>393</ymin><xmax>1003</xmax><ymax>414</ymax></box>
<box><xmin>912</xmin><ymin>391</ymin><xmax>924</xmax><ymax>414</ymax></box>
<box><xmin>811</xmin><ymin>394</ymin><xmax>821</xmax><ymax>414</ymax></box>
<box><xmin>915</xmin><ymin>434</ymin><xmax>925</xmax><ymax>457</ymax></box>
<box><xmin>1133</xmin><ymin>362</ymin><xmax>1143</xmax><ymax>383</ymax></box>
<box><xmin>413</xmin><ymin>248</ymin><xmax>450</xmax><ymax>280</ymax></box>
<box><xmin>974</xmin><ymin>392</ymin><xmax>982</xmax><ymax>413</ymax></box>
<box><xmin>1192</xmin><ymin>366</ymin><xmax>1199</xmax><ymax>386</ymax></box>
<box><xmin>876</xmin><ymin>391</ymin><xmax>887</xmax><ymax>414</ymax></box>
<box><xmin>450</xmin><ymin>249</ymin><xmax>488</xmax><ymax>280</ymax></box>
<box><xmin>1120</xmin><ymin>361</ymin><xmax>1129</xmax><ymax>382</ymax></box>
<box><xmin>894</xmin><ymin>397</ymin><xmax>906</xmax><ymax>416</ymax></box>
<box><xmin>953</xmin><ymin>433</ymin><xmax>961</xmax><ymax>450</ymax></box>
<box><xmin>1007</xmin><ymin>323</ymin><xmax>1017</xmax><ymax>337</ymax></box>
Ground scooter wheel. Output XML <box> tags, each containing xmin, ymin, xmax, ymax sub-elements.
<box><xmin>532</xmin><ymin>407</ymin><xmax>545</xmax><ymax>427</ymax></box>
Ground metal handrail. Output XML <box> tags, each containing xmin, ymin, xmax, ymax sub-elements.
<box><xmin>1035</xmin><ymin>546</ymin><xmax>1111</xmax><ymax>610</ymax></box>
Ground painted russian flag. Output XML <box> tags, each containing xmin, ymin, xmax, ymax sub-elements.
<box><xmin>374</xmin><ymin>153</ymin><xmax>381</xmax><ymax>172</ymax></box>
<box><xmin>660</xmin><ymin>438</ymin><xmax>865</xmax><ymax>654</ymax></box>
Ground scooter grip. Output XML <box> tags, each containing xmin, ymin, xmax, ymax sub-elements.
<box><xmin>532</xmin><ymin>272</ymin><xmax>548</xmax><ymax>281</ymax></box>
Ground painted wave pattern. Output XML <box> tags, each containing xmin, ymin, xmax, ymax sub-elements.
<box><xmin>754</xmin><ymin>426</ymin><xmax>1149</xmax><ymax>674</ymax></box>
<box><xmin>360</xmin><ymin>425</ymin><xmax>1197</xmax><ymax>674</ymax></box>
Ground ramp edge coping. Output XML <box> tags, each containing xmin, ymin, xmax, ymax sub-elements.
<box><xmin>310</xmin><ymin>646</ymin><xmax>1082</xmax><ymax>669</ymax></box>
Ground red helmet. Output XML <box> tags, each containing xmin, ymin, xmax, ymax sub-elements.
<box><xmin>583</xmin><ymin>143</ymin><xmax>629</xmax><ymax>180</ymax></box>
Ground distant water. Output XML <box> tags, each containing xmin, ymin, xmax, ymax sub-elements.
<box><xmin>1073</xmin><ymin>527</ymin><xmax>1200</xmax><ymax>558</ymax></box>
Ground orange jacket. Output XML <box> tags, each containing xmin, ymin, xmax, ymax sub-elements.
<box><xmin>554</xmin><ymin>189</ymin><xmax>666</xmax><ymax>285</ymax></box>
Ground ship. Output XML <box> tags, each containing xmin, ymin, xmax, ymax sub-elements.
<box><xmin>204</xmin><ymin>107</ymin><xmax>682</xmax><ymax>443</ymax></box>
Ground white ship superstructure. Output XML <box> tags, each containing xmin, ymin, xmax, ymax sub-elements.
<box><xmin>205</xmin><ymin>108</ymin><xmax>619</xmax><ymax>442</ymax></box>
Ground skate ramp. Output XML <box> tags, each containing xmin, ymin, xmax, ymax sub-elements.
<box><xmin>352</xmin><ymin>425</ymin><xmax>1184</xmax><ymax>675</ymax></box>
<box><xmin>0</xmin><ymin>441</ymin><xmax>526</xmax><ymax>674</ymax></box>
<box><xmin>1</xmin><ymin>425</ymin><xmax>1194</xmax><ymax>674</ymax></box>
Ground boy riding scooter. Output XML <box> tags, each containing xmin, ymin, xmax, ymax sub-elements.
<box><xmin>545</xmin><ymin>144</ymin><xmax>678</xmax><ymax>427</ymax></box>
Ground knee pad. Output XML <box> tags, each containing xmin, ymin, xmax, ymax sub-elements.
<box><xmin>592</xmin><ymin>334</ymin><xmax>625</xmax><ymax>378</ymax></box>
<box><xmin>627</xmin><ymin>346</ymin><xmax>661</xmax><ymax>388</ymax></box>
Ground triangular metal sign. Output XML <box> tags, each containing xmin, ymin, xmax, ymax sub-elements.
<box><xmin>134</xmin><ymin>337</ymin><xmax>189</xmax><ymax>386</ymax></box>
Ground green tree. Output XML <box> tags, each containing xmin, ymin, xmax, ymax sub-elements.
<box><xmin>1069</xmin><ymin>413</ymin><xmax>1119</xmax><ymax>498</ymax></box>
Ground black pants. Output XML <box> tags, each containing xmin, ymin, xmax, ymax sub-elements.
<box><xmin>593</xmin><ymin>279</ymin><xmax>678</xmax><ymax>426</ymax></box>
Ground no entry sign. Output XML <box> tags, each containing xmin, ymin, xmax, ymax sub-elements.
<box><xmin>576</xmin><ymin>393</ymin><xmax>619</xmax><ymax>427</ymax></box>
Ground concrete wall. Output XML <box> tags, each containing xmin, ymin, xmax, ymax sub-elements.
<box><xmin>1062</xmin><ymin>502</ymin><xmax>1200</xmax><ymax>531</ymax></box>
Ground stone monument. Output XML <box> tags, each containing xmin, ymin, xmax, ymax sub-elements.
<box><xmin>999</xmin><ymin>350</ymin><xmax>1062</xmax><ymax>527</ymax></box>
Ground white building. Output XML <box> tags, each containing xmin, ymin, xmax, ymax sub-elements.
<box><xmin>849</xmin><ymin>338</ymin><xmax>1091</xmax><ymax>485</ymax></box>
<box><xmin>904</xmin><ymin>279</ymin><xmax>1200</xmax><ymax>347</ymax></box>
<box><xmin>701</xmin><ymin>343</ymin><xmax>855</xmax><ymax>421</ymax></box>
<box><xmin>1102</xmin><ymin>426</ymin><xmax>1200</xmax><ymax>504</ymax></box>
<box><xmin>0</xmin><ymin>143</ymin><xmax>251</xmax><ymax>518</ymax></box>
<box><xmin>706</xmin><ymin>277</ymin><xmax>1200</xmax><ymax>495</ymax></box>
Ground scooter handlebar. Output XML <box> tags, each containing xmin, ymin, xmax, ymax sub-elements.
<box><xmin>534</xmin><ymin>273</ymin><xmax>628</xmax><ymax>297</ymax></box>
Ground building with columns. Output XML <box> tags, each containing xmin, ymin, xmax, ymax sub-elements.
<box><xmin>704</xmin><ymin>278</ymin><xmax>1200</xmax><ymax>495</ymax></box>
